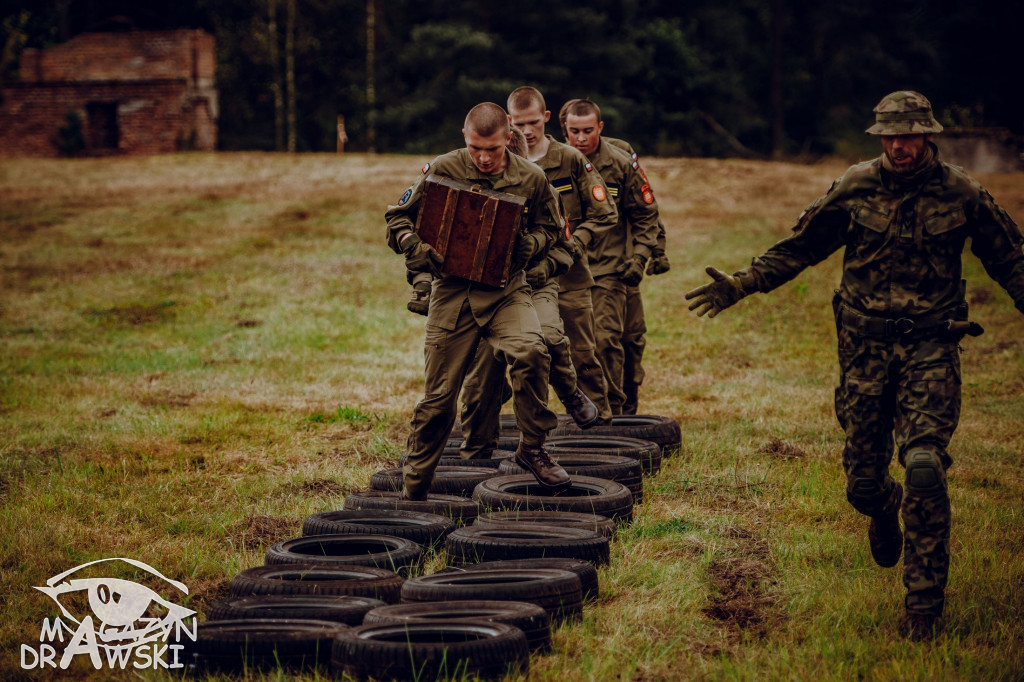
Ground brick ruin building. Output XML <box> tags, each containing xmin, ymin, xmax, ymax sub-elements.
<box><xmin>0</xmin><ymin>29</ymin><xmax>217</xmax><ymax>156</ymax></box>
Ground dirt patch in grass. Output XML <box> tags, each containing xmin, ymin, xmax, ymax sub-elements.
<box><xmin>186</xmin><ymin>576</ymin><xmax>232</xmax><ymax>614</ymax></box>
<box><xmin>702</xmin><ymin>527</ymin><xmax>780</xmax><ymax>639</ymax></box>
<box><xmin>85</xmin><ymin>301</ymin><xmax>176</xmax><ymax>326</ymax></box>
<box><xmin>226</xmin><ymin>514</ymin><xmax>298</xmax><ymax>549</ymax></box>
<box><xmin>277</xmin><ymin>478</ymin><xmax>349</xmax><ymax>498</ymax></box>
<box><xmin>758</xmin><ymin>437</ymin><xmax>808</xmax><ymax>460</ymax></box>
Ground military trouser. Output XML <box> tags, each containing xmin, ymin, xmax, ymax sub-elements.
<box><xmin>834</xmin><ymin>310</ymin><xmax>960</xmax><ymax>618</ymax></box>
<box><xmin>404</xmin><ymin>295</ymin><xmax>558</xmax><ymax>497</ymax></box>
<box><xmin>592</xmin><ymin>275</ymin><xmax>629</xmax><ymax>415</ymax></box>
<box><xmin>558</xmin><ymin>286</ymin><xmax>613</xmax><ymax>421</ymax></box>
<box><xmin>458</xmin><ymin>281</ymin><xmax>578</xmax><ymax>459</ymax></box>
<box><xmin>622</xmin><ymin>284</ymin><xmax>647</xmax><ymax>415</ymax></box>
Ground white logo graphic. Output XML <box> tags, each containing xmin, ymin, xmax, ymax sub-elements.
<box><xmin>21</xmin><ymin>557</ymin><xmax>197</xmax><ymax>671</ymax></box>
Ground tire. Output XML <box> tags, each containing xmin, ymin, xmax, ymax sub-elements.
<box><xmin>206</xmin><ymin>595</ymin><xmax>383</xmax><ymax>626</ymax></box>
<box><xmin>265</xmin><ymin>534</ymin><xmax>423</xmax><ymax>575</ymax></box>
<box><xmin>545</xmin><ymin>434</ymin><xmax>663</xmax><ymax>476</ymax></box>
<box><xmin>473</xmin><ymin>474</ymin><xmax>634</xmax><ymax>524</ymax></box>
<box><xmin>499</xmin><ymin>452</ymin><xmax>644</xmax><ymax>504</ymax></box>
<box><xmin>405</xmin><ymin>454</ymin><xmax>504</xmax><ymax>469</ymax></box>
<box><xmin>228</xmin><ymin>563</ymin><xmax>404</xmax><ymax>603</ymax></box>
<box><xmin>343</xmin><ymin>490</ymin><xmax>479</xmax><ymax>527</ymax></box>
<box><xmin>332</xmin><ymin>621</ymin><xmax>528</xmax><ymax>681</ymax></box>
<box><xmin>436</xmin><ymin>557</ymin><xmax>600</xmax><ymax>603</ymax></box>
<box><xmin>401</xmin><ymin>568</ymin><xmax>583</xmax><ymax>622</ymax></box>
<box><xmin>552</xmin><ymin>414</ymin><xmax>681</xmax><ymax>457</ymax></box>
<box><xmin>363</xmin><ymin>600</ymin><xmax>551</xmax><ymax>652</ymax></box>
<box><xmin>370</xmin><ymin>466</ymin><xmax>499</xmax><ymax>498</ymax></box>
<box><xmin>474</xmin><ymin>510</ymin><xmax>616</xmax><ymax>539</ymax></box>
<box><xmin>186</xmin><ymin>618</ymin><xmax>346</xmax><ymax>673</ymax></box>
<box><xmin>446</xmin><ymin>436</ymin><xmax>521</xmax><ymax>452</ymax></box>
<box><xmin>445</xmin><ymin>525</ymin><xmax>610</xmax><ymax>566</ymax></box>
<box><xmin>302</xmin><ymin>509</ymin><xmax>454</xmax><ymax>548</ymax></box>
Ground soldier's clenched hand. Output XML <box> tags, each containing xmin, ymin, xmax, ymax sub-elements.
<box><xmin>525</xmin><ymin>259</ymin><xmax>553</xmax><ymax>288</ymax></box>
<box><xmin>646</xmin><ymin>249</ymin><xmax>671</xmax><ymax>275</ymax></box>
<box><xmin>684</xmin><ymin>266</ymin><xmax>745</xmax><ymax>317</ymax></box>
<box><xmin>618</xmin><ymin>255</ymin><xmax>646</xmax><ymax>286</ymax></box>
<box><xmin>402</xmin><ymin>233</ymin><xmax>444</xmax><ymax>277</ymax></box>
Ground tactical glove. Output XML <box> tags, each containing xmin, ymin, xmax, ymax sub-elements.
<box><xmin>684</xmin><ymin>266</ymin><xmax>746</xmax><ymax>318</ymax></box>
<box><xmin>402</xmin><ymin>233</ymin><xmax>444</xmax><ymax>277</ymax></box>
<box><xmin>646</xmin><ymin>249</ymin><xmax>671</xmax><ymax>275</ymax></box>
<box><xmin>525</xmin><ymin>259</ymin><xmax>553</xmax><ymax>288</ymax></box>
<box><xmin>618</xmin><ymin>255</ymin><xmax>646</xmax><ymax>286</ymax></box>
<box><xmin>515</xmin><ymin>232</ymin><xmax>542</xmax><ymax>267</ymax></box>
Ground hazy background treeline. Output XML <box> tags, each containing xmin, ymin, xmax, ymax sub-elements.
<box><xmin>2</xmin><ymin>0</ymin><xmax>1021</xmax><ymax>159</ymax></box>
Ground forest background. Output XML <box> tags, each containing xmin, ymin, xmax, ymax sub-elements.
<box><xmin>2</xmin><ymin>0</ymin><xmax>1022</xmax><ymax>160</ymax></box>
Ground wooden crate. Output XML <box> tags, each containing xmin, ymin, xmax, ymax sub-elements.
<box><xmin>415</xmin><ymin>174</ymin><xmax>526</xmax><ymax>288</ymax></box>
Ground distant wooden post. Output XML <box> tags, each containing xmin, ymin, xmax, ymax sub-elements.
<box><xmin>337</xmin><ymin>115</ymin><xmax>348</xmax><ymax>153</ymax></box>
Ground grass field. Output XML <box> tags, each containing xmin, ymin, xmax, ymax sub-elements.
<box><xmin>1</xmin><ymin>152</ymin><xmax>1022</xmax><ymax>681</ymax></box>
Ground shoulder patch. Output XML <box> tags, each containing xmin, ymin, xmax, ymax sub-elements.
<box><xmin>641</xmin><ymin>184</ymin><xmax>654</xmax><ymax>205</ymax></box>
<box><xmin>631</xmin><ymin>160</ymin><xmax>639</xmax><ymax>170</ymax></box>
<box><xmin>422</xmin><ymin>163</ymin><xmax>431</xmax><ymax>174</ymax></box>
<box><xmin>585</xmin><ymin>162</ymin><xmax>594</xmax><ymax>172</ymax></box>
<box><xmin>592</xmin><ymin>185</ymin><xmax>606</xmax><ymax>202</ymax></box>
<box><xmin>551</xmin><ymin>177</ymin><xmax>573</xmax><ymax>194</ymax></box>
<box><xmin>398</xmin><ymin>188</ymin><xmax>413</xmax><ymax>206</ymax></box>
<box><xmin>631</xmin><ymin>152</ymin><xmax>638</xmax><ymax>161</ymax></box>
<box><xmin>606</xmin><ymin>183</ymin><xmax>620</xmax><ymax>199</ymax></box>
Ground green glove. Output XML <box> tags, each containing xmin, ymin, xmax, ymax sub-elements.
<box><xmin>646</xmin><ymin>249</ymin><xmax>670</xmax><ymax>275</ymax></box>
<box><xmin>525</xmin><ymin>259</ymin><xmax>553</xmax><ymax>288</ymax></box>
<box><xmin>402</xmin><ymin>233</ymin><xmax>443</xmax><ymax>277</ymax></box>
<box><xmin>618</xmin><ymin>255</ymin><xmax>646</xmax><ymax>286</ymax></box>
<box><xmin>684</xmin><ymin>266</ymin><xmax>746</xmax><ymax>318</ymax></box>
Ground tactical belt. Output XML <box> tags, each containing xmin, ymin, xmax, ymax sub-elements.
<box><xmin>839</xmin><ymin>304</ymin><xmax>982</xmax><ymax>341</ymax></box>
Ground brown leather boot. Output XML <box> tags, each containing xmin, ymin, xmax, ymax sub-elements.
<box><xmin>514</xmin><ymin>442</ymin><xmax>570</xmax><ymax>490</ymax></box>
<box><xmin>562</xmin><ymin>387</ymin><xmax>600</xmax><ymax>429</ymax></box>
<box><xmin>868</xmin><ymin>482</ymin><xmax>903</xmax><ymax>568</ymax></box>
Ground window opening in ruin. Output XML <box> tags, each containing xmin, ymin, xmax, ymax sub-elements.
<box><xmin>86</xmin><ymin>101</ymin><xmax>119</xmax><ymax>151</ymax></box>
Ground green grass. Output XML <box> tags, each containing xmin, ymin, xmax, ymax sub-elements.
<box><xmin>1</xmin><ymin>153</ymin><xmax>1022</xmax><ymax>680</ymax></box>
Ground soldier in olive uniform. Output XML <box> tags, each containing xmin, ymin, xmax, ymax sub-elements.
<box><xmin>386</xmin><ymin>102</ymin><xmax>570</xmax><ymax>496</ymax></box>
<box><xmin>563</xmin><ymin>99</ymin><xmax>662</xmax><ymax>415</ymax></box>
<box><xmin>685</xmin><ymin>91</ymin><xmax>1024</xmax><ymax>640</ymax></box>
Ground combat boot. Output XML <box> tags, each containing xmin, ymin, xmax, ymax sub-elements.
<box><xmin>903</xmin><ymin>612</ymin><xmax>938</xmax><ymax>642</ymax></box>
<box><xmin>562</xmin><ymin>387</ymin><xmax>600</xmax><ymax>429</ymax></box>
<box><xmin>515</xmin><ymin>442</ymin><xmax>570</xmax><ymax>491</ymax></box>
<box><xmin>398</xmin><ymin>487</ymin><xmax>428</xmax><ymax>502</ymax></box>
<box><xmin>407</xmin><ymin>283</ymin><xmax>430</xmax><ymax>316</ymax></box>
<box><xmin>868</xmin><ymin>482</ymin><xmax>903</xmax><ymax>568</ymax></box>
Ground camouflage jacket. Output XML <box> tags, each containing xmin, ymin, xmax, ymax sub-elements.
<box><xmin>737</xmin><ymin>148</ymin><xmax>1024</xmax><ymax>318</ymax></box>
<box><xmin>532</xmin><ymin>135</ymin><xmax>618</xmax><ymax>291</ymax></box>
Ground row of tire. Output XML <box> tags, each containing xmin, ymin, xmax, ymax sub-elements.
<box><xmin>191</xmin><ymin>414</ymin><xmax>681</xmax><ymax>680</ymax></box>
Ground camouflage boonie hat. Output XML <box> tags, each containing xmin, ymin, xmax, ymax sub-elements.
<box><xmin>866</xmin><ymin>91</ymin><xmax>944</xmax><ymax>136</ymax></box>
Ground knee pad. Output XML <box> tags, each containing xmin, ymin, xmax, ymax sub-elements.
<box><xmin>846</xmin><ymin>477</ymin><xmax>885</xmax><ymax>515</ymax></box>
<box><xmin>904</xmin><ymin>449</ymin><xmax>946</xmax><ymax>496</ymax></box>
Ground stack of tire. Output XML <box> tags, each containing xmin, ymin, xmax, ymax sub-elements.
<box><xmin>193</xmin><ymin>412</ymin><xmax>679</xmax><ymax>679</ymax></box>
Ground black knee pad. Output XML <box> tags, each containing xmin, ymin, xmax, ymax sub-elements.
<box><xmin>904</xmin><ymin>449</ymin><xmax>946</xmax><ymax>496</ymax></box>
<box><xmin>846</xmin><ymin>477</ymin><xmax>885</xmax><ymax>515</ymax></box>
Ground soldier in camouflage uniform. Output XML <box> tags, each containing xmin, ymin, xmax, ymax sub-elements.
<box><xmin>386</xmin><ymin>102</ymin><xmax>570</xmax><ymax>496</ymax></box>
<box><xmin>562</xmin><ymin>99</ymin><xmax>662</xmax><ymax>415</ymax></box>
<box><xmin>684</xmin><ymin>91</ymin><xmax>1024</xmax><ymax>640</ymax></box>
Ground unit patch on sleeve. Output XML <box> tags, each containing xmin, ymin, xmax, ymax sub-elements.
<box><xmin>592</xmin><ymin>185</ymin><xmax>606</xmax><ymax>202</ymax></box>
<box><xmin>641</xmin><ymin>184</ymin><xmax>654</xmax><ymax>205</ymax></box>
<box><xmin>398</xmin><ymin>188</ymin><xmax>413</xmax><ymax>206</ymax></box>
<box><xmin>585</xmin><ymin>162</ymin><xmax>594</xmax><ymax>173</ymax></box>
<box><xmin>422</xmin><ymin>163</ymin><xmax>431</xmax><ymax>174</ymax></box>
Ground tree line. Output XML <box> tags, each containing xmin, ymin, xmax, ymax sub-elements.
<box><xmin>2</xmin><ymin>0</ymin><xmax>1022</xmax><ymax>159</ymax></box>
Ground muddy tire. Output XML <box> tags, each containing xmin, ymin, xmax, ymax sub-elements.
<box><xmin>552</xmin><ymin>415</ymin><xmax>681</xmax><ymax>457</ymax></box>
<box><xmin>499</xmin><ymin>452</ymin><xmax>644</xmax><ymax>504</ymax></box>
<box><xmin>343</xmin><ymin>490</ymin><xmax>479</xmax><ymax>527</ymax></box>
<box><xmin>302</xmin><ymin>509</ymin><xmax>454</xmax><ymax>547</ymax></box>
<box><xmin>370</xmin><ymin>466</ymin><xmax>499</xmax><ymax>498</ymax></box>
<box><xmin>445</xmin><ymin>525</ymin><xmax>610</xmax><ymax>566</ymax></box>
<box><xmin>545</xmin><ymin>434</ymin><xmax>663</xmax><ymax>475</ymax></box>
<box><xmin>401</xmin><ymin>568</ymin><xmax>583</xmax><ymax>622</ymax></box>
<box><xmin>228</xmin><ymin>563</ymin><xmax>404</xmax><ymax>603</ymax></box>
<box><xmin>473</xmin><ymin>474</ymin><xmax>634</xmax><ymax>524</ymax></box>
<box><xmin>265</xmin><ymin>534</ymin><xmax>422</xmax><ymax>575</ymax></box>
<box><xmin>363</xmin><ymin>600</ymin><xmax>551</xmax><ymax>651</ymax></box>
<box><xmin>206</xmin><ymin>595</ymin><xmax>383</xmax><ymax>626</ymax></box>
<box><xmin>332</xmin><ymin>621</ymin><xmax>528</xmax><ymax>681</ymax></box>
<box><xmin>474</xmin><ymin>510</ymin><xmax>616</xmax><ymax>539</ymax></box>
<box><xmin>186</xmin><ymin>619</ymin><xmax>346</xmax><ymax>673</ymax></box>
<box><xmin>436</xmin><ymin>557</ymin><xmax>600</xmax><ymax>603</ymax></box>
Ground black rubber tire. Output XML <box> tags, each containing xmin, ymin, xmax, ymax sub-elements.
<box><xmin>474</xmin><ymin>510</ymin><xmax>616</xmax><ymax>539</ymax></box>
<box><xmin>499</xmin><ymin>452</ymin><xmax>644</xmax><ymax>504</ymax></box>
<box><xmin>265</xmin><ymin>534</ymin><xmax>423</xmax><ymax>575</ymax></box>
<box><xmin>445</xmin><ymin>525</ymin><xmax>610</xmax><ymax>566</ymax></box>
<box><xmin>302</xmin><ymin>509</ymin><xmax>454</xmax><ymax>547</ymax></box>
<box><xmin>552</xmin><ymin>414</ymin><xmax>681</xmax><ymax>457</ymax></box>
<box><xmin>370</xmin><ymin>466</ymin><xmax>500</xmax><ymax>498</ymax></box>
<box><xmin>401</xmin><ymin>453</ymin><xmax>504</xmax><ymax>469</ymax></box>
<box><xmin>363</xmin><ymin>600</ymin><xmax>551</xmax><ymax>652</ymax></box>
<box><xmin>206</xmin><ymin>595</ymin><xmax>383</xmax><ymax>626</ymax></box>
<box><xmin>332</xmin><ymin>621</ymin><xmax>528</xmax><ymax>681</ymax></box>
<box><xmin>446</xmin><ymin>435</ymin><xmax>521</xmax><ymax>452</ymax></box>
<box><xmin>228</xmin><ymin>563</ymin><xmax>404</xmax><ymax>603</ymax></box>
<box><xmin>186</xmin><ymin>618</ymin><xmax>346</xmax><ymax>673</ymax></box>
<box><xmin>436</xmin><ymin>557</ymin><xmax>600</xmax><ymax>603</ymax></box>
<box><xmin>343</xmin><ymin>490</ymin><xmax>479</xmax><ymax>527</ymax></box>
<box><xmin>473</xmin><ymin>474</ymin><xmax>634</xmax><ymax>524</ymax></box>
<box><xmin>401</xmin><ymin>568</ymin><xmax>583</xmax><ymax>622</ymax></box>
<box><xmin>545</xmin><ymin>434</ymin><xmax>663</xmax><ymax>476</ymax></box>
